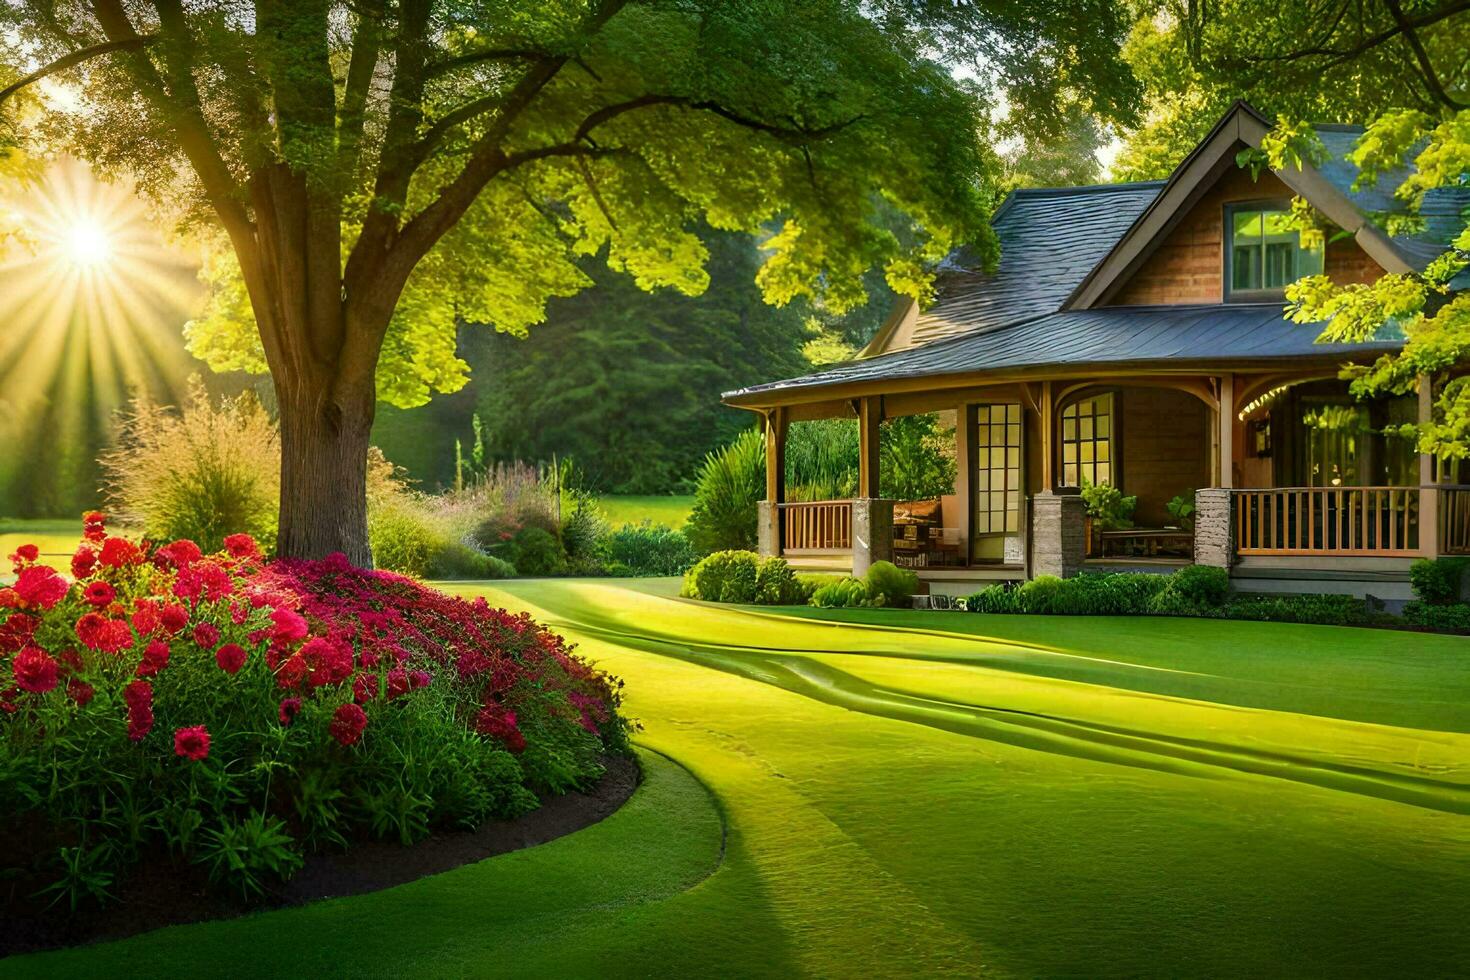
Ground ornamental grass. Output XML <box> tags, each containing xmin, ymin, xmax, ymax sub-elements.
<box><xmin>0</xmin><ymin>514</ymin><xmax>630</xmax><ymax>909</ymax></box>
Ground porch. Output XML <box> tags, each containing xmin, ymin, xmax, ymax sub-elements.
<box><xmin>749</xmin><ymin>369</ymin><xmax>1459</xmax><ymax>595</ymax></box>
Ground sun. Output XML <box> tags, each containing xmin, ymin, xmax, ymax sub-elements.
<box><xmin>63</xmin><ymin>219</ymin><xmax>114</xmax><ymax>267</ymax></box>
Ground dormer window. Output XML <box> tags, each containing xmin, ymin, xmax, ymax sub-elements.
<box><xmin>1224</xmin><ymin>203</ymin><xmax>1324</xmax><ymax>302</ymax></box>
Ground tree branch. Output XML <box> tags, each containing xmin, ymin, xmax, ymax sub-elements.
<box><xmin>0</xmin><ymin>35</ymin><xmax>157</xmax><ymax>106</ymax></box>
<box><xmin>337</xmin><ymin>0</ymin><xmax>384</xmax><ymax>174</ymax></box>
<box><xmin>1235</xmin><ymin>0</ymin><xmax>1470</xmax><ymax>69</ymax></box>
<box><xmin>423</xmin><ymin>45</ymin><xmax>552</xmax><ymax>80</ymax></box>
<box><xmin>1384</xmin><ymin>0</ymin><xmax>1470</xmax><ymax>109</ymax></box>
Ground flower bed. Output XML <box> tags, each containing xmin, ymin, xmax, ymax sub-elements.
<box><xmin>0</xmin><ymin>514</ymin><xmax>630</xmax><ymax>912</ymax></box>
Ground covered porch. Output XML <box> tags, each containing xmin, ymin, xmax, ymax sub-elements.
<box><xmin>745</xmin><ymin>367</ymin><xmax>1464</xmax><ymax>591</ymax></box>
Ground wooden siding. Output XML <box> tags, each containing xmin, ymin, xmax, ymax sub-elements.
<box><xmin>1119</xmin><ymin>388</ymin><xmax>1211</xmax><ymax>525</ymax></box>
<box><xmin>1108</xmin><ymin>169</ymin><xmax>1383</xmax><ymax>307</ymax></box>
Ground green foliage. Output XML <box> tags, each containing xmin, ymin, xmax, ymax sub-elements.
<box><xmin>100</xmin><ymin>383</ymin><xmax>279</xmax><ymax>554</ymax></box>
<box><xmin>1221</xmin><ymin>594</ymin><xmax>1372</xmax><ymax>627</ymax></box>
<box><xmin>1165</xmin><ymin>565</ymin><xmax>1231</xmax><ymax>608</ymax></box>
<box><xmin>880</xmin><ymin>415</ymin><xmax>957</xmax><ymax>500</ymax></box>
<box><xmin>1409</xmin><ymin>557</ymin><xmax>1470</xmax><ymax>606</ymax></box>
<box><xmin>682</xmin><ymin>550</ymin><xmax>752</xmax><ymax>602</ymax></box>
<box><xmin>196</xmin><ymin>811</ymin><xmax>304</xmax><ymax>900</ymax></box>
<box><xmin>604</xmin><ymin>523</ymin><xmax>699</xmax><ymax>578</ymax></box>
<box><xmin>785</xmin><ymin>420</ymin><xmax>860</xmax><ymax>502</ymax></box>
<box><xmin>1080</xmin><ymin>481</ymin><xmax>1136</xmax><ymax>531</ymax></box>
<box><xmin>809</xmin><ymin>577</ymin><xmax>871</xmax><ymax>609</ymax></box>
<box><xmin>561</xmin><ymin>493</ymin><xmax>611</xmax><ymax>574</ymax></box>
<box><xmin>682</xmin><ymin>551</ymin><xmax>817</xmax><ymax>604</ymax></box>
<box><xmin>962</xmin><ymin>584</ymin><xmax>1019</xmax><ymax>614</ymax></box>
<box><xmin>754</xmin><ymin>557</ymin><xmax>805</xmax><ymax>605</ymax></box>
<box><xmin>1015</xmin><ymin>575</ymin><xmax>1066</xmax><ymax>614</ymax></box>
<box><xmin>863</xmin><ymin>561</ymin><xmax>919</xmax><ymax>608</ymax></box>
<box><xmin>686</xmin><ymin>429</ymin><xmax>765</xmax><ymax>554</ymax></box>
<box><xmin>1402</xmin><ymin>601</ymin><xmax>1470</xmax><ymax>633</ymax></box>
<box><xmin>506</xmin><ymin>527</ymin><xmax>567</xmax><ymax>577</ymax></box>
<box><xmin>1165</xmin><ymin>493</ymin><xmax>1196</xmax><ymax>530</ymax></box>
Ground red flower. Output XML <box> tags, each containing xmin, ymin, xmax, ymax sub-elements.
<box><xmin>82</xmin><ymin>511</ymin><xmax>107</xmax><ymax>543</ymax></box>
<box><xmin>192</xmin><ymin>622</ymin><xmax>221</xmax><ymax>649</ymax></box>
<box><xmin>75</xmin><ymin>612</ymin><xmax>134</xmax><ymax>653</ymax></box>
<box><xmin>173</xmin><ymin>560</ymin><xmax>234</xmax><ymax>603</ymax></box>
<box><xmin>473</xmin><ymin>705</ymin><xmax>524</xmax><ymax>753</ymax></box>
<box><xmin>123</xmin><ymin>680</ymin><xmax>153</xmax><ymax>741</ymax></box>
<box><xmin>154</xmin><ymin>539</ymin><xmax>203</xmax><ymax>571</ymax></box>
<box><xmin>159</xmin><ymin>603</ymin><xmax>189</xmax><ymax>635</ymax></box>
<box><xmin>173</xmin><ymin>725</ymin><xmax>210</xmax><ymax>761</ymax></box>
<box><xmin>269</xmin><ymin>607</ymin><xmax>308</xmax><ymax>644</ymax></box>
<box><xmin>136</xmin><ymin>639</ymin><xmax>170</xmax><ymax>676</ymax></box>
<box><xmin>385</xmin><ymin>667</ymin><xmax>410</xmax><ymax>700</ymax></box>
<box><xmin>275</xmin><ymin>653</ymin><xmax>308</xmax><ymax>689</ymax></box>
<box><xmin>8</xmin><ymin>543</ymin><xmax>38</xmax><ymax>570</ymax></box>
<box><xmin>410</xmin><ymin>669</ymin><xmax>432</xmax><ymax>689</ymax></box>
<box><xmin>329</xmin><ymin>703</ymin><xmax>367</xmax><ymax>746</ymax></box>
<box><xmin>12</xmin><ymin>646</ymin><xmax>59</xmax><ymax>693</ymax></box>
<box><xmin>99</xmin><ymin>536</ymin><xmax>144</xmax><ymax>569</ymax></box>
<box><xmin>0</xmin><ymin>613</ymin><xmax>38</xmax><ymax>653</ymax></box>
<box><xmin>215</xmin><ymin>642</ymin><xmax>247</xmax><ymax>674</ymax></box>
<box><xmin>71</xmin><ymin>544</ymin><xmax>98</xmax><ymax>579</ymax></box>
<box><xmin>278</xmin><ymin>697</ymin><xmax>302</xmax><ymax>726</ymax></box>
<box><xmin>352</xmin><ymin>673</ymin><xmax>379</xmax><ymax>704</ymax></box>
<box><xmin>83</xmin><ymin>580</ymin><xmax>116</xmax><ymax>608</ymax></box>
<box><xmin>66</xmin><ymin>679</ymin><xmax>95</xmax><ymax>706</ymax></box>
<box><xmin>13</xmin><ymin>566</ymin><xmax>69</xmax><ymax>610</ymax></box>
<box><xmin>223</xmin><ymin>534</ymin><xmax>261</xmax><ymax>560</ymax></box>
<box><xmin>300</xmin><ymin>636</ymin><xmax>353</xmax><ymax>688</ymax></box>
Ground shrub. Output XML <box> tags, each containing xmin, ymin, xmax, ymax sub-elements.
<box><xmin>755</xmin><ymin>557</ymin><xmax>804</xmax><ymax>605</ymax></box>
<box><xmin>795</xmin><ymin>573</ymin><xmax>843</xmax><ymax>603</ymax></box>
<box><xmin>682</xmin><ymin>550</ymin><xmax>755</xmax><ymax>602</ymax></box>
<box><xmin>506</xmin><ymin>527</ymin><xmax>567</xmax><ymax>577</ymax></box>
<box><xmin>368</xmin><ymin>499</ymin><xmax>439</xmax><ymax>578</ymax></box>
<box><xmin>100</xmin><ymin>383</ymin><xmax>279</xmax><ymax>553</ymax></box>
<box><xmin>605</xmin><ymin>523</ymin><xmax>699</xmax><ymax>577</ymax></box>
<box><xmin>1052</xmin><ymin>572</ymin><xmax>1169</xmax><ymax>615</ymax></box>
<box><xmin>561</xmin><ymin>492</ymin><xmax>610</xmax><ymax>575</ymax></box>
<box><xmin>1015</xmin><ymin>575</ymin><xmax>1065</xmax><ymax>614</ymax></box>
<box><xmin>1223</xmin><ymin>594</ymin><xmax>1370</xmax><ymax>627</ymax></box>
<box><xmin>1402</xmin><ymin>601</ymin><xmax>1470</xmax><ymax>632</ymax></box>
<box><xmin>1080</xmin><ymin>480</ymin><xmax>1137</xmax><ymax>530</ymax></box>
<box><xmin>810</xmin><ymin>577</ymin><xmax>870</xmax><ymax>608</ymax></box>
<box><xmin>962</xmin><ymin>584</ymin><xmax>1018</xmax><ymax>614</ymax></box>
<box><xmin>1166</xmin><ymin>565</ymin><xmax>1231</xmax><ymax>608</ymax></box>
<box><xmin>463</xmin><ymin>462</ymin><xmax>562</xmax><ymax>553</ymax></box>
<box><xmin>427</xmin><ymin>542</ymin><xmax>515</xmax><ymax>580</ymax></box>
<box><xmin>1409</xmin><ymin>557</ymin><xmax>1470</xmax><ymax>606</ymax></box>
<box><xmin>685</xmin><ymin>428</ymin><xmax>764</xmax><ymax>554</ymax></box>
<box><xmin>0</xmin><ymin>516</ymin><xmax>629</xmax><ymax>908</ymax></box>
<box><xmin>864</xmin><ymin>561</ymin><xmax>918</xmax><ymax>608</ymax></box>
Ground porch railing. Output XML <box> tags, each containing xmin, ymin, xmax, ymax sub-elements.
<box><xmin>779</xmin><ymin>500</ymin><xmax>853</xmax><ymax>554</ymax></box>
<box><xmin>1234</xmin><ymin>487</ymin><xmax>1420</xmax><ymax>556</ymax></box>
<box><xmin>1440</xmin><ymin>486</ymin><xmax>1470</xmax><ymax>555</ymax></box>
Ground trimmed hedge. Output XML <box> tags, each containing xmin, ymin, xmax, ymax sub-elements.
<box><xmin>682</xmin><ymin>554</ymin><xmax>916</xmax><ymax>609</ymax></box>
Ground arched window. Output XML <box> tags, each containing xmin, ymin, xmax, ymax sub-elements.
<box><xmin>1061</xmin><ymin>394</ymin><xmax>1113</xmax><ymax>487</ymax></box>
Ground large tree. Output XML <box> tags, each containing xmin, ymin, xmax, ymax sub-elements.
<box><xmin>1115</xmin><ymin>1</ymin><xmax>1469</xmax><ymax>457</ymax></box>
<box><xmin>0</xmin><ymin>1</ymin><xmax>1138</xmax><ymax>561</ymax></box>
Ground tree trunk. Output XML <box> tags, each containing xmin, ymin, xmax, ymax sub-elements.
<box><xmin>274</xmin><ymin>373</ymin><xmax>376</xmax><ymax>565</ymax></box>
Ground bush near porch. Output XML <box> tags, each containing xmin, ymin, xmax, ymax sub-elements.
<box><xmin>680</xmin><ymin>552</ymin><xmax>918</xmax><ymax>609</ymax></box>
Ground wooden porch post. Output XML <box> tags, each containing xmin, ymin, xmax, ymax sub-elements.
<box><xmin>1420</xmin><ymin>376</ymin><xmax>1439</xmax><ymax>557</ymax></box>
<box><xmin>858</xmin><ymin>396</ymin><xmax>881</xmax><ymax>498</ymax></box>
<box><xmin>955</xmin><ymin>403</ymin><xmax>976</xmax><ymax>564</ymax></box>
<box><xmin>764</xmin><ymin>406</ymin><xmax>787</xmax><ymax>505</ymax></box>
<box><xmin>1039</xmin><ymin>381</ymin><xmax>1055</xmax><ymax>491</ymax></box>
<box><xmin>1217</xmin><ymin>373</ymin><xmax>1235</xmax><ymax>489</ymax></box>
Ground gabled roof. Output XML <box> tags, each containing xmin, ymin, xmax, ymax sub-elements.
<box><xmin>1065</xmin><ymin>101</ymin><xmax>1466</xmax><ymax>309</ymax></box>
<box><xmin>874</xmin><ymin>181</ymin><xmax>1163</xmax><ymax>353</ymax></box>
<box><xmin>724</xmin><ymin>304</ymin><xmax>1400</xmax><ymax>406</ymax></box>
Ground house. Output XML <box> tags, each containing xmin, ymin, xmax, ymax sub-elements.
<box><xmin>722</xmin><ymin>101</ymin><xmax>1470</xmax><ymax>601</ymax></box>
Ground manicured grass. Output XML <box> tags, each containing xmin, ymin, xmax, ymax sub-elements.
<box><xmin>593</xmin><ymin>495</ymin><xmax>693</xmax><ymax>529</ymax></box>
<box><xmin>0</xmin><ymin>519</ymin><xmax>81</xmax><ymax>572</ymax></box>
<box><xmin>8</xmin><ymin>579</ymin><xmax>1468</xmax><ymax>977</ymax></box>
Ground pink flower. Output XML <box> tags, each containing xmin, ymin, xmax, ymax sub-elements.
<box><xmin>192</xmin><ymin>622</ymin><xmax>221</xmax><ymax>649</ymax></box>
<box><xmin>154</xmin><ymin>539</ymin><xmax>203</xmax><ymax>571</ymax></box>
<box><xmin>300</xmin><ymin>636</ymin><xmax>354</xmax><ymax>688</ymax></box>
<box><xmin>215</xmin><ymin>643</ymin><xmax>247</xmax><ymax>674</ymax></box>
<box><xmin>352</xmin><ymin>673</ymin><xmax>379</xmax><ymax>704</ymax></box>
<box><xmin>13</xmin><ymin>566</ymin><xmax>69</xmax><ymax>610</ymax></box>
<box><xmin>410</xmin><ymin>669</ymin><xmax>432</xmax><ymax>689</ymax></box>
<box><xmin>159</xmin><ymin>603</ymin><xmax>189</xmax><ymax>635</ymax></box>
<box><xmin>70</xmin><ymin>545</ymin><xmax>98</xmax><ymax>579</ymax></box>
<box><xmin>173</xmin><ymin>725</ymin><xmax>210</xmax><ymax>761</ymax></box>
<box><xmin>12</xmin><ymin>646</ymin><xmax>59</xmax><ymax>693</ymax></box>
<box><xmin>82</xmin><ymin>511</ymin><xmax>107</xmax><ymax>543</ymax></box>
<box><xmin>329</xmin><ymin>703</ymin><xmax>367</xmax><ymax>746</ymax></box>
<box><xmin>269</xmin><ymin>607</ymin><xmax>308</xmax><ymax>644</ymax></box>
<box><xmin>278</xmin><ymin>696</ymin><xmax>302</xmax><ymax>726</ymax></box>
<box><xmin>67</xmin><ymin>679</ymin><xmax>94</xmax><ymax>706</ymax></box>
<box><xmin>124</xmin><ymin>680</ymin><xmax>153</xmax><ymax>741</ymax></box>
<box><xmin>75</xmin><ymin>612</ymin><xmax>134</xmax><ymax>653</ymax></box>
<box><xmin>385</xmin><ymin>667</ymin><xmax>411</xmax><ymax>700</ymax></box>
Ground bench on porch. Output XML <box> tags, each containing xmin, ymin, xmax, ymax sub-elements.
<box><xmin>1094</xmin><ymin>528</ymin><xmax>1195</xmax><ymax>559</ymax></box>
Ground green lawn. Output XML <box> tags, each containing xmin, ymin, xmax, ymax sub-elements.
<box><xmin>592</xmin><ymin>494</ymin><xmax>693</xmax><ymax>528</ymax></box>
<box><xmin>0</xmin><ymin>519</ymin><xmax>80</xmax><ymax>572</ymax></box>
<box><xmin>6</xmin><ymin>579</ymin><xmax>1468</xmax><ymax>977</ymax></box>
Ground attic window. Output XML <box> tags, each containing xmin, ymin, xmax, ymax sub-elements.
<box><xmin>1225</xmin><ymin>204</ymin><xmax>1323</xmax><ymax>301</ymax></box>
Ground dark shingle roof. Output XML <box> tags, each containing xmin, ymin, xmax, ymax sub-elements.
<box><xmin>725</xmin><ymin>304</ymin><xmax>1401</xmax><ymax>402</ymax></box>
<box><xmin>906</xmin><ymin>181</ymin><xmax>1164</xmax><ymax>348</ymax></box>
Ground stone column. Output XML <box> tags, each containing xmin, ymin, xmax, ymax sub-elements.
<box><xmin>851</xmin><ymin>498</ymin><xmax>894</xmax><ymax>577</ymax></box>
<box><xmin>1194</xmin><ymin>488</ymin><xmax>1235</xmax><ymax>569</ymax></box>
<box><xmin>757</xmin><ymin>501</ymin><xmax>780</xmax><ymax>558</ymax></box>
<box><xmin>1031</xmin><ymin>489</ymin><xmax>1086</xmax><ymax>579</ymax></box>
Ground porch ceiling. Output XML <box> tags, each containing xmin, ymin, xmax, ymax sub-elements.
<box><xmin>723</xmin><ymin>303</ymin><xmax>1402</xmax><ymax>408</ymax></box>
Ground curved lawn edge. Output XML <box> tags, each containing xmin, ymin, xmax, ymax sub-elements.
<box><xmin>2</xmin><ymin>747</ymin><xmax>728</xmax><ymax>979</ymax></box>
